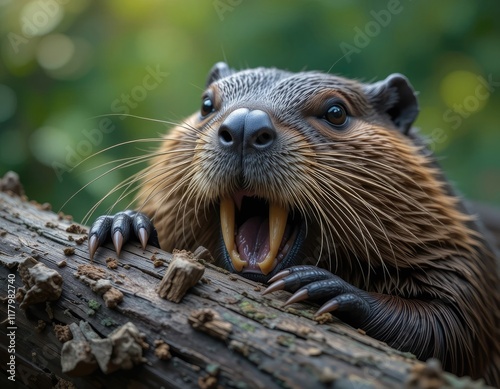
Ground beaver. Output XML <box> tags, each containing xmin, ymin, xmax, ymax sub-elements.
<box><xmin>88</xmin><ymin>62</ymin><xmax>500</xmax><ymax>385</ymax></box>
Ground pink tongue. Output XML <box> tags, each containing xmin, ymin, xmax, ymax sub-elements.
<box><xmin>235</xmin><ymin>216</ymin><xmax>270</xmax><ymax>270</ymax></box>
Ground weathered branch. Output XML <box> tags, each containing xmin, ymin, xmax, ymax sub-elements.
<box><xmin>0</xmin><ymin>187</ymin><xmax>494</xmax><ymax>388</ymax></box>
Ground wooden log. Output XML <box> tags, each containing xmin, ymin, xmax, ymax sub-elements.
<box><xmin>0</xmin><ymin>189</ymin><xmax>494</xmax><ymax>388</ymax></box>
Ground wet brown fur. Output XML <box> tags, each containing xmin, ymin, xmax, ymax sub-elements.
<box><xmin>130</xmin><ymin>68</ymin><xmax>499</xmax><ymax>384</ymax></box>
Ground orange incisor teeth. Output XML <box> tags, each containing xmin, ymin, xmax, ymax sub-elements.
<box><xmin>259</xmin><ymin>203</ymin><xmax>288</xmax><ymax>275</ymax></box>
<box><xmin>220</xmin><ymin>197</ymin><xmax>247</xmax><ymax>271</ymax></box>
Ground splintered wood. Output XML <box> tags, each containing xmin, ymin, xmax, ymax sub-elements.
<box><xmin>61</xmin><ymin>321</ymin><xmax>148</xmax><ymax>376</ymax></box>
<box><xmin>156</xmin><ymin>249</ymin><xmax>205</xmax><ymax>303</ymax></box>
<box><xmin>188</xmin><ymin>308</ymin><xmax>233</xmax><ymax>341</ymax></box>
<box><xmin>16</xmin><ymin>256</ymin><xmax>63</xmax><ymax>309</ymax></box>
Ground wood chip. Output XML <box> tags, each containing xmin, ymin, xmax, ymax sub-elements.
<box><xmin>76</xmin><ymin>264</ymin><xmax>106</xmax><ymax>281</ymax></box>
<box><xmin>54</xmin><ymin>324</ymin><xmax>73</xmax><ymax>343</ymax></box>
<box><xmin>154</xmin><ymin>339</ymin><xmax>172</xmax><ymax>360</ymax></box>
<box><xmin>16</xmin><ymin>257</ymin><xmax>63</xmax><ymax>309</ymax></box>
<box><xmin>60</xmin><ymin>323</ymin><xmax>97</xmax><ymax>376</ymax></box>
<box><xmin>63</xmin><ymin>247</ymin><xmax>75</xmax><ymax>256</ymax></box>
<box><xmin>66</xmin><ymin>224</ymin><xmax>87</xmax><ymax>234</ymax></box>
<box><xmin>103</xmin><ymin>287</ymin><xmax>124</xmax><ymax>308</ymax></box>
<box><xmin>156</xmin><ymin>250</ymin><xmax>205</xmax><ymax>303</ymax></box>
<box><xmin>192</xmin><ymin>245</ymin><xmax>214</xmax><ymax>263</ymax></box>
<box><xmin>188</xmin><ymin>308</ymin><xmax>232</xmax><ymax>341</ymax></box>
<box><xmin>0</xmin><ymin>171</ymin><xmax>24</xmax><ymax>196</ymax></box>
<box><xmin>105</xmin><ymin>257</ymin><xmax>118</xmax><ymax>269</ymax></box>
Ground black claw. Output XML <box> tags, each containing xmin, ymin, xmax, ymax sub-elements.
<box><xmin>87</xmin><ymin>210</ymin><xmax>158</xmax><ymax>260</ymax></box>
<box><xmin>284</xmin><ymin>288</ymin><xmax>309</xmax><ymax>306</ymax></box>
<box><xmin>137</xmin><ymin>227</ymin><xmax>149</xmax><ymax>250</ymax></box>
<box><xmin>112</xmin><ymin>231</ymin><xmax>124</xmax><ymax>256</ymax></box>
<box><xmin>130</xmin><ymin>212</ymin><xmax>154</xmax><ymax>249</ymax></box>
<box><xmin>262</xmin><ymin>279</ymin><xmax>286</xmax><ymax>295</ymax></box>
<box><xmin>89</xmin><ymin>215</ymin><xmax>113</xmax><ymax>243</ymax></box>
<box><xmin>274</xmin><ymin>266</ymin><xmax>336</xmax><ymax>293</ymax></box>
<box><xmin>316</xmin><ymin>299</ymin><xmax>339</xmax><ymax>316</ymax></box>
<box><xmin>131</xmin><ymin>212</ymin><xmax>153</xmax><ymax>235</ymax></box>
<box><xmin>111</xmin><ymin>212</ymin><xmax>132</xmax><ymax>241</ymax></box>
<box><xmin>271</xmin><ymin>265</ymin><xmax>332</xmax><ymax>281</ymax></box>
<box><xmin>316</xmin><ymin>293</ymin><xmax>371</xmax><ymax>319</ymax></box>
<box><xmin>111</xmin><ymin>212</ymin><xmax>132</xmax><ymax>256</ymax></box>
<box><xmin>297</xmin><ymin>278</ymin><xmax>351</xmax><ymax>301</ymax></box>
<box><xmin>88</xmin><ymin>235</ymin><xmax>99</xmax><ymax>260</ymax></box>
<box><xmin>263</xmin><ymin>265</ymin><xmax>374</xmax><ymax>325</ymax></box>
<box><xmin>267</xmin><ymin>269</ymin><xmax>291</xmax><ymax>283</ymax></box>
<box><xmin>88</xmin><ymin>215</ymin><xmax>113</xmax><ymax>259</ymax></box>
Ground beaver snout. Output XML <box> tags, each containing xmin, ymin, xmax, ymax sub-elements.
<box><xmin>217</xmin><ymin>108</ymin><xmax>277</xmax><ymax>154</ymax></box>
<box><xmin>209</xmin><ymin>108</ymin><xmax>306</xmax><ymax>279</ymax></box>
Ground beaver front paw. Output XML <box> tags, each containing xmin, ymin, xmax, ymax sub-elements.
<box><xmin>263</xmin><ymin>265</ymin><xmax>373</xmax><ymax>321</ymax></box>
<box><xmin>88</xmin><ymin>210</ymin><xmax>159</xmax><ymax>259</ymax></box>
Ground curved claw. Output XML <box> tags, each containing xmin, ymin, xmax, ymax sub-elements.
<box><xmin>268</xmin><ymin>265</ymin><xmax>333</xmax><ymax>284</ymax></box>
<box><xmin>262</xmin><ymin>279</ymin><xmax>286</xmax><ymax>295</ymax></box>
<box><xmin>111</xmin><ymin>212</ymin><xmax>131</xmax><ymax>256</ymax></box>
<box><xmin>299</xmin><ymin>278</ymin><xmax>350</xmax><ymax>300</ymax></box>
<box><xmin>137</xmin><ymin>227</ymin><xmax>149</xmax><ymax>250</ymax></box>
<box><xmin>316</xmin><ymin>299</ymin><xmax>339</xmax><ymax>316</ymax></box>
<box><xmin>131</xmin><ymin>212</ymin><xmax>155</xmax><ymax>250</ymax></box>
<box><xmin>316</xmin><ymin>293</ymin><xmax>371</xmax><ymax>320</ymax></box>
<box><xmin>112</xmin><ymin>231</ymin><xmax>124</xmax><ymax>256</ymax></box>
<box><xmin>267</xmin><ymin>269</ymin><xmax>292</xmax><ymax>284</ymax></box>
<box><xmin>268</xmin><ymin>266</ymin><xmax>336</xmax><ymax>294</ymax></box>
<box><xmin>284</xmin><ymin>277</ymin><xmax>352</xmax><ymax>306</ymax></box>
<box><xmin>88</xmin><ymin>215</ymin><xmax>113</xmax><ymax>260</ymax></box>
<box><xmin>284</xmin><ymin>288</ymin><xmax>309</xmax><ymax>306</ymax></box>
<box><xmin>88</xmin><ymin>235</ymin><xmax>99</xmax><ymax>260</ymax></box>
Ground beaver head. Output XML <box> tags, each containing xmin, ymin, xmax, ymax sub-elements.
<box><xmin>137</xmin><ymin>62</ymin><xmax>474</xmax><ymax>284</ymax></box>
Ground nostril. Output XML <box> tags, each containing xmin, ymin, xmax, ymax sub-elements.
<box><xmin>244</xmin><ymin>109</ymin><xmax>276</xmax><ymax>151</ymax></box>
<box><xmin>219</xmin><ymin>128</ymin><xmax>233</xmax><ymax>145</ymax></box>
<box><xmin>217</xmin><ymin>108</ymin><xmax>248</xmax><ymax>150</ymax></box>
<box><xmin>254</xmin><ymin>130</ymin><xmax>275</xmax><ymax>147</ymax></box>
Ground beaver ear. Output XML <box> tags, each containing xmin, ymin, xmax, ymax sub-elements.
<box><xmin>364</xmin><ymin>74</ymin><xmax>419</xmax><ymax>135</ymax></box>
<box><xmin>206</xmin><ymin>62</ymin><xmax>234</xmax><ymax>87</ymax></box>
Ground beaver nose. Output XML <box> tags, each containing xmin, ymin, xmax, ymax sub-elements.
<box><xmin>218</xmin><ymin>108</ymin><xmax>276</xmax><ymax>152</ymax></box>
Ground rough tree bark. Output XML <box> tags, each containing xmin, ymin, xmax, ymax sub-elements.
<box><xmin>0</xmin><ymin>186</ymin><xmax>496</xmax><ymax>389</ymax></box>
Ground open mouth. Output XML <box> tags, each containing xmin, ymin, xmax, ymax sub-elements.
<box><xmin>219</xmin><ymin>191</ymin><xmax>303</xmax><ymax>278</ymax></box>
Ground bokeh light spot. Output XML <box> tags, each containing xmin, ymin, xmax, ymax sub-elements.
<box><xmin>20</xmin><ymin>0</ymin><xmax>64</xmax><ymax>37</ymax></box>
<box><xmin>440</xmin><ymin>70</ymin><xmax>489</xmax><ymax>113</ymax></box>
<box><xmin>29</xmin><ymin>125</ymin><xmax>70</xmax><ymax>166</ymax></box>
<box><xmin>36</xmin><ymin>34</ymin><xmax>75</xmax><ymax>70</ymax></box>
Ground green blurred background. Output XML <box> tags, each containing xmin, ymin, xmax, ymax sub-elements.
<box><xmin>0</xmin><ymin>0</ymin><xmax>499</xmax><ymax>223</ymax></box>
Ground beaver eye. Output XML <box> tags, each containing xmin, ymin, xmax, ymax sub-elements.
<box><xmin>201</xmin><ymin>96</ymin><xmax>215</xmax><ymax>117</ymax></box>
<box><xmin>324</xmin><ymin>104</ymin><xmax>348</xmax><ymax>127</ymax></box>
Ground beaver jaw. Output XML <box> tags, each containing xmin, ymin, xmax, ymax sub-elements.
<box><xmin>219</xmin><ymin>192</ymin><xmax>303</xmax><ymax>279</ymax></box>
